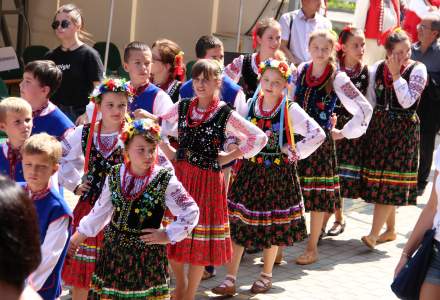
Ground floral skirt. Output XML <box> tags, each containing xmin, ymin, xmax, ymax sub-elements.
<box><xmin>297</xmin><ymin>132</ymin><xmax>341</xmax><ymax>213</ymax></box>
<box><xmin>89</xmin><ymin>225</ymin><xmax>169</xmax><ymax>299</ymax></box>
<box><xmin>167</xmin><ymin>160</ymin><xmax>232</xmax><ymax>266</ymax></box>
<box><xmin>336</xmin><ymin>115</ymin><xmax>364</xmax><ymax>199</ymax></box>
<box><xmin>360</xmin><ymin>108</ymin><xmax>419</xmax><ymax>206</ymax></box>
<box><xmin>62</xmin><ymin>200</ymin><xmax>104</xmax><ymax>288</ymax></box>
<box><xmin>228</xmin><ymin>159</ymin><xmax>307</xmax><ymax>249</ymax></box>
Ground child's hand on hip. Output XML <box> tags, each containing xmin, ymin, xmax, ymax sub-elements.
<box><xmin>140</xmin><ymin>228</ymin><xmax>170</xmax><ymax>244</ymax></box>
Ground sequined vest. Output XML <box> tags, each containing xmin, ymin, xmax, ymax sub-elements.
<box><xmin>242</xmin><ymin>54</ymin><xmax>258</xmax><ymax>99</ymax></box>
<box><xmin>294</xmin><ymin>63</ymin><xmax>338</xmax><ymax>129</ymax></box>
<box><xmin>335</xmin><ymin>65</ymin><xmax>369</xmax><ymax>127</ymax></box>
<box><xmin>80</xmin><ymin>124</ymin><xmax>124</xmax><ymax>205</ymax></box>
<box><xmin>375</xmin><ymin>62</ymin><xmax>419</xmax><ymax>112</ymax></box>
<box><xmin>107</xmin><ymin>165</ymin><xmax>172</xmax><ymax>249</ymax></box>
<box><xmin>246</xmin><ymin>99</ymin><xmax>290</xmax><ymax>166</ymax></box>
<box><xmin>177</xmin><ymin>99</ymin><xmax>232</xmax><ymax>171</ymax></box>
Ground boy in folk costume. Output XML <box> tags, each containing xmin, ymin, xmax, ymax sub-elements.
<box><xmin>354</xmin><ymin>0</ymin><xmax>400</xmax><ymax>65</ymax></box>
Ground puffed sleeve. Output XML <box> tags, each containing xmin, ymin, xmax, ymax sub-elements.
<box><xmin>159</xmin><ymin>102</ymin><xmax>180</xmax><ymax>140</ymax></box>
<box><xmin>59</xmin><ymin>126</ymin><xmax>85</xmax><ymax>191</ymax></box>
<box><xmin>153</xmin><ymin>90</ymin><xmax>174</xmax><ymax>117</ymax></box>
<box><xmin>333</xmin><ymin>72</ymin><xmax>373</xmax><ymax>139</ymax></box>
<box><xmin>77</xmin><ymin>177</ymin><xmax>114</xmax><ymax>237</ymax></box>
<box><xmin>287</xmin><ymin>102</ymin><xmax>326</xmax><ymax>159</ymax></box>
<box><xmin>225</xmin><ymin>110</ymin><xmax>268</xmax><ymax>158</ymax></box>
<box><xmin>393</xmin><ymin>62</ymin><xmax>428</xmax><ymax>109</ymax></box>
<box><xmin>224</xmin><ymin>55</ymin><xmax>245</xmax><ymax>83</ymax></box>
<box><xmin>164</xmin><ymin>174</ymin><xmax>199</xmax><ymax>243</ymax></box>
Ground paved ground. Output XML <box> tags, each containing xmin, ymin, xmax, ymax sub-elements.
<box><xmin>62</xmin><ymin>136</ymin><xmax>439</xmax><ymax>300</ymax></box>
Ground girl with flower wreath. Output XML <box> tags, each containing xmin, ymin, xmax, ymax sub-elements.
<box><xmin>67</xmin><ymin>118</ymin><xmax>199</xmax><ymax>299</ymax></box>
<box><xmin>60</xmin><ymin>78</ymin><xmax>133</xmax><ymax>300</ymax></box>
<box><xmin>224</xmin><ymin>17</ymin><xmax>284</xmax><ymax>99</ymax></box>
<box><xmin>360</xmin><ymin>28</ymin><xmax>427</xmax><ymax>250</ymax></box>
<box><xmin>211</xmin><ymin>58</ymin><xmax>326</xmax><ymax>296</ymax></box>
<box><xmin>293</xmin><ymin>29</ymin><xmax>373</xmax><ymax>265</ymax></box>
<box><xmin>151</xmin><ymin>39</ymin><xmax>185</xmax><ymax>103</ymax></box>
<box><xmin>323</xmin><ymin>26</ymin><xmax>371</xmax><ymax>237</ymax></box>
<box><xmin>160</xmin><ymin>59</ymin><xmax>267</xmax><ymax>300</ymax></box>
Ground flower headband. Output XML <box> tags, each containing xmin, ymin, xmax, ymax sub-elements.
<box><xmin>173</xmin><ymin>51</ymin><xmax>185</xmax><ymax>82</ymax></box>
<box><xmin>89</xmin><ymin>78</ymin><xmax>135</xmax><ymax>104</ymax></box>
<box><xmin>120</xmin><ymin>118</ymin><xmax>161</xmax><ymax>144</ymax></box>
<box><xmin>258</xmin><ymin>59</ymin><xmax>293</xmax><ymax>84</ymax></box>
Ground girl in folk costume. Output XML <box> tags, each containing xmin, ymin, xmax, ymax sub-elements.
<box><xmin>224</xmin><ymin>17</ymin><xmax>283</xmax><ymax>99</ymax></box>
<box><xmin>67</xmin><ymin>118</ymin><xmax>199</xmax><ymax>300</ymax></box>
<box><xmin>211</xmin><ymin>59</ymin><xmax>325</xmax><ymax>296</ymax></box>
<box><xmin>294</xmin><ymin>30</ymin><xmax>373</xmax><ymax>265</ymax></box>
<box><xmin>160</xmin><ymin>59</ymin><xmax>267</xmax><ymax>300</ymax></box>
<box><xmin>354</xmin><ymin>0</ymin><xmax>400</xmax><ymax>65</ymax></box>
<box><xmin>324</xmin><ymin>27</ymin><xmax>370</xmax><ymax>237</ymax></box>
<box><xmin>151</xmin><ymin>39</ymin><xmax>185</xmax><ymax>103</ymax></box>
<box><xmin>61</xmin><ymin>78</ymin><xmax>133</xmax><ymax>300</ymax></box>
<box><xmin>360</xmin><ymin>29</ymin><xmax>427</xmax><ymax>249</ymax></box>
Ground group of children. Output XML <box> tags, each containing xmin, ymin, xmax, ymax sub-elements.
<box><xmin>0</xmin><ymin>11</ymin><xmax>429</xmax><ymax>300</ymax></box>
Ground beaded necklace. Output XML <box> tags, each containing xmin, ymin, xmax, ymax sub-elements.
<box><xmin>258</xmin><ymin>95</ymin><xmax>283</xmax><ymax>117</ymax></box>
<box><xmin>186</xmin><ymin>97</ymin><xmax>220</xmax><ymax>128</ymax></box>
<box><xmin>121</xmin><ymin>163</ymin><xmax>153</xmax><ymax>201</ymax></box>
<box><xmin>97</xmin><ymin>121</ymin><xmax>123</xmax><ymax>154</ymax></box>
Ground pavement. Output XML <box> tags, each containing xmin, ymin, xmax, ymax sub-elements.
<box><xmin>62</xmin><ymin>136</ymin><xmax>440</xmax><ymax>300</ymax></box>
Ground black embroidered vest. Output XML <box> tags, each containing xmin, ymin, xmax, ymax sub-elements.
<box><xmin>177</xmin><ymin>99</ymin><xmax>232</xmax><ymax>171</ymax></box>
<box><xmin>242</xmin><ymin>54</ymin><xmax>258</xmax><ymax>99</ymax></box>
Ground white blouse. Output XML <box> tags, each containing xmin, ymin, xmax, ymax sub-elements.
<box><xmin>251</xmin><ymin>100</ymin><xmax>325</xmax><ymax>160</ymax></box>
<box><xmin>224</xmin><ymin>53</ymin><xmax>259</xmax><ymax>84</ymax></box>
<box><xmin>160</xmin><ymin>101</ymin><xmax>268</xmax><ymax>159</ymax></box>
<box><xmin>295</xmin><ymin>63</ymin><xmax>374</xmax><ymax>139</ymax></box>
<box><xmin>367</xmin><ymin>61</ymin><xmax>428</xmax><ymax>109</ymax></box>
<box><xmin>77</xmin><ymin>164</ymin><xmax>199</xmax><ymax>244</ymax></box>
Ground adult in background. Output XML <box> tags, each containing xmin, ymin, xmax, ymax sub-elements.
<box><xmin>354</xmin><ymin>0</ymin><xmax>400</xmax><ymax>65</ymax></box>
<box><xmin>279</xmin><ymin>0</ymin><xmax>332</xmax><ymax>65</ymax></box>
<box><xmin>45</xmin><ymin>3</ymin><xmax>104</xmax><ymax>123</ymax></box>
<box><xmin>411</xmin><ymin>13</ymin><xmax>440</xmax><ymax>195</ymax></box>
<box><xmin>403</xmin><ymin>0</ymin><xmax>440</xmax><ymax>43</ymax></box>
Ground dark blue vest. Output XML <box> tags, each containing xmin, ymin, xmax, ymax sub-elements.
<box><xmin>179</xmin><ymin>76</ymin><xmax>241</xmax><ymax>106</ymax></box>
<box><xmin>0</xmin><ymin>144</ymin><xmax>24</xmax><ymax>182</ymax></box>
<box><xmin>33</xmin><ymin>187</ymin><xmax>72</xmax><ymax>300</ymax></box>
<box><xmin>32</xmin><ymin>107</ymin><xmax>74</xmax><ymax>140</ymax></box>
<box><xmin>129</xmin><ymin>83</ymin><xmax>161</xmax><ymax>114</ymax></box>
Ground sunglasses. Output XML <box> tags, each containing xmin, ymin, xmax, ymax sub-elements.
<box><xmin>51</xmin><ymin>19</ymin><xmax>71</xmax><ymax>30</ymax></box>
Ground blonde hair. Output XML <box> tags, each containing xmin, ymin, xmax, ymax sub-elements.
<box><xmin>308</xmin><ymin>30</ymin><xmax>338</xmax><ymax>93</ymax></box>
<box><xmin>54</xmin><ymin>3</ymin><xmax>93</xmax><ymax>43</ymax></box>
<box><xmin>255</xmin><ymin>17</ymin><xmax>281</xmax><ymax>39</ymax></box>
<box><xmin>0</xmin><ymin>97</ymin><xmax>32</xmax><ymax>123</ymax></box>
<box><xmin>22</xmin><ymin>133</ymin><xmax>62</xmax><ymax>165</ymax></box>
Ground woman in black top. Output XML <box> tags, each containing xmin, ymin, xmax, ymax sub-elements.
<box><xmin>45</xmin><ymin>3</ymin><xmax>103</xmax><ymax>122</ymax></box>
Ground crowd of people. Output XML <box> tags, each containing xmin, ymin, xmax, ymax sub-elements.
<box><xmin>1</xmin><ymin>0</ymin><xmax>440</xmax><ymax>299</ymax></box>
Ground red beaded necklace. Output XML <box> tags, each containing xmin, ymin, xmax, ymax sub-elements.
<box><xmin>121</xmin><ymin>163</ymin><xmax>153</xmax><ymax>201</ymax></box>
<box><xmin>305</xmin><ymin>63</ymin><xmax>332</xmax><ymax>87</ymax></box>
<box><xmin>258</xmin><ymin>95</ymin><xmax>283</xmax><ymax>117</ymax></box>
<box><xmin>97</xmin><ymin>121</ymin><xmax>123</xmax><ymax>153</ymax></box>
<box><xmin>186</xmin><ymin>97</ymin><xmax>220</xmax><ymax>128</ymax></box>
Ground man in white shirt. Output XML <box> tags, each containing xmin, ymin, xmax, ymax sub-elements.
<box><xmin>279</xmin><ymin>0</ymin><xmax>332</xmax><ymax>65</ymax></box>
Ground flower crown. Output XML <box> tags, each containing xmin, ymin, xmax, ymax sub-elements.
<box><xmin>258</xmin><ymin>59</ymin><xmax>293</xmax><ymax>83</ymax></box>
<box><xmin>89</xmin><ymin>78</ymin><xmax>135</xmax><ymax>104</ymax></box>
<box><xmin>173</xmin><ymin>51</ymin><xmax>185</xmax><ymax>81</ymax></box>
<box><xmin>120</xmin><ymin>118</ymin><xmax>161</xmax><ymax>144</ymax></box>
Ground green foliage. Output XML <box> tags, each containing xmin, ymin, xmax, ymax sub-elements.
<box><xmin>327</xmin><ymin>0</ymin><xmax>355</xmax><ymax>12</ymax></box>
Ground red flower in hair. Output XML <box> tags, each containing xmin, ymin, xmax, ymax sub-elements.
<box><xmin>120</xmin><ymin>132</ymin><xmax>129</xmax><ymax>143</ymax></box>
<box><xmin>252</xmin><ymin>26</ymin><xmax>258</xmax><ymax>49</ymax></box>
<box><xmin>279</xmin><ymin>62</ymin><xmax>289</xmax><ymax>73</ymax></box>
<box><xmin>106</xmin><ymin>79</ymin><xmax>116</xmax><ymax>91</ymax></box>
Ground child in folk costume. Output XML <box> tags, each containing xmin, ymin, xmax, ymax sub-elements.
<box><xmin>360</xmin><ymin>28</ymin><xmax>427</xmax><ymax>249</ymax></box>
<box><xmin>224</xmin><ymin>17</ymin><xmax>283</xmax><ymax>99</ymax></box>
<box><xmin>160</xmin><ymin>59</ymin><xmax>267</xmax><ymax>300</ymax></box>
<box><xmin>22</xmin><ymin>134</ymin><xmax>72</xmax><ymax>300</ymax></box>
<box><xmin>211</xmin><ymin>59</ymin><xmax>325</xmax><ymax>296</ymax></box>
<box><xmin>151</xmin><ymin>39</ymin><xmax>185</xmax><ymax>103</ymax></box>
<box><xmin>325</xmin><ymin>27</ymin><xmax>371</xmax><ymax>237</ymax></box>
<box><xmin>68</xmin><ymin>118</ymin><xmax>199</xmax><ymax>299</ymax></box>
<box><xmin>294</xmin><ymin>30</ymin><xmax>373</xmax><ymax>265</ymax></box>
<box><xmin>61</xmin><ymin>78</ymin><xmax>133</xmax><ymax>300</ymax></box>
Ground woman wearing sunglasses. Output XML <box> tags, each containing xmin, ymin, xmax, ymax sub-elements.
<box><xmin>45</xmin><ymin>3</ymin><xmax>104</xmax><ymax>123</ymax></box>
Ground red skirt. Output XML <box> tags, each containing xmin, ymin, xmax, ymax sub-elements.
<box><xmin>62</xmin><ymin>201</ymin><xmax>104</xmax><ymax>288</ymax></box>
<box><xmin>167</xmin><ymin>161</ymin><xmax>232</xmax><ymax>266</ymax></box>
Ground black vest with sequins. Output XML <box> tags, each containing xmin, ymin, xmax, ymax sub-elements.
<box><xmin>177</xmin><ymin>99</ymin><xmax>232</xmax><ymax>171</ymax></box>
<box><xmin>242</xmin><ymin>54</ymin><xmax>258</xmax><ymax>99</ymax></box>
